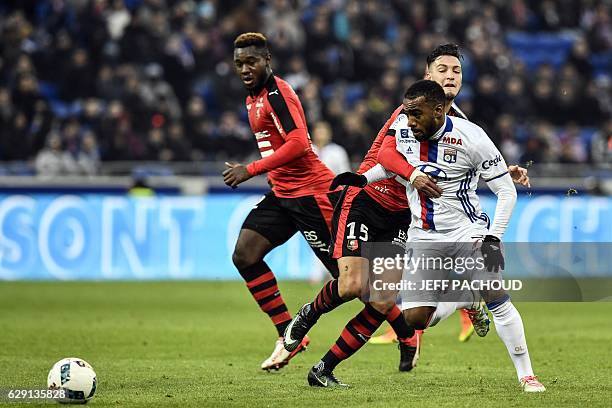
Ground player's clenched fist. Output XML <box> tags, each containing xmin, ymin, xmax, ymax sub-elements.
<box><xmin>223</xmin><ymin>162</ymin><xmax>252</xmax><ymax>188</ymax></box>
<box><xmin>329</xmin><ymin>172</ymin><xmax>367</xmax><ymax>190</ymax></box>
<box><xmin>480</xmin><ymin>235</ymin><xmax>505</xmax><ymax>272</ymax></box>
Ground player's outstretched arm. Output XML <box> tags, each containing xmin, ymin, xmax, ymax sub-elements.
<box><xmin>508</xmin><ymin>165</ymin><xmax>530</xmax><ymax>187</ymax></box>
<box><xmin>330</xmin><ymin>164</ymin><xmax>395</xmax><ymax>190</ymax></box>
<box><xmin>482</xmin><ymin>173</ymin><xmax>517</xmax><ymax>272</ymax></box>
<box><xmin>223</xmin><ymin>161</ymin><xmax>253</xmax><ymax>188</ymax></box>
<box><xmin>246</xmin><ymin>128</ymin><xmax>310</xmax><ymax>178</ymax></box>
<box><xmin>377</xmin><ymin>135</ymin><xmax>442</xmax><ymax>198</ymax></box>
<box><xmin>485</xmin><ymin>173</ymin><xmax>517</xmax><ymax>238</ymax></box>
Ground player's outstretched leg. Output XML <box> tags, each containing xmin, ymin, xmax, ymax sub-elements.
<box><xmin>384</xmin><ymin>305</ymin><xmax>420</xmax><ymax>371</ymax></box>
<box><xmin>487</xmin><ymin>295</ymin><xmax>545</xmax><ymax>392</ymax></box>
<box><xmin>488</xmin><ymin>297</ymin><xmax>545</xmax><ymax>392</ymax></box>
<box><xmin>233</xmin><ymin>229</ymin><xmax>306</xmax><ymax>370</ymax></box>
<box><xmin>427</xmin><ymin>301</ymin><xmax>490</xmax><ymax>337</ymax></box>
<box><xmin>283</xmin><ymin>279</ymin><xmax>345</xmax><ymax>352</ymax></box>
<box><xmin>307</xmin><ymin>303</ymin><xmax>389</xmax><ymax>387</ymax></box>
<box><xmin>284</xmin><ymin>256</ymin><xmax>365</xmax><ymax>352</ymax></box>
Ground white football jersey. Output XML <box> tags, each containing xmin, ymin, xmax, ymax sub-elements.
<box><xmin>391</xmin><ymin>114</ymin><xmax>509</xmax><ymax>232</ymax></box>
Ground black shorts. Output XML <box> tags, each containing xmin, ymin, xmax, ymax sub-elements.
<box><xmin>241</xmin><ymin>190</ymin><xmax>341</xmax><ymax>278</ymax></box>
<box><xmin>331</xmin><ymin>187</ymin><xmax>411</xmax><ymax>259</ymax></box>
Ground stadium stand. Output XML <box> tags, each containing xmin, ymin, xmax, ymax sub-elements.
<box><xmin>0</xmin><ymin>0</ymin><xmax>609</xmax><ymax>178</ymax></box>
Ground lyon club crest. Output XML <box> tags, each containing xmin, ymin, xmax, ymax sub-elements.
<box><xmin>443</xmin><ymin>148</ymin><xmax>457</xmax><ymax>163</ymax></box>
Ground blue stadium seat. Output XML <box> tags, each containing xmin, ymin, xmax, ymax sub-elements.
<box><xmin>38</xmin><ymin>81</ymin><xmax>59</xmax><ymax>101</ymax></box>
<box><xmin>506</xmin><ymin>32</ymin><xmax>575</xmax><ymax>72</ymax></box>
<box><xmin>590</xmin><ymin>52</ymin><xmax>612</xmax><ymax>78</ymax></box>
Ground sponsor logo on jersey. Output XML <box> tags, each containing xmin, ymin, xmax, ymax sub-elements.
<box><xmin>256</xmin><ymin>98</ymin><xmax>264</xmax><ymax>119</ymax></box>
<box><xmin>442</xmin><ymin>136</ymin><xmax>463</xmax><ymax>145</ymax></box>
<box><xmin>416</xmin><ymin>164</ymin><xmax>449</xmax><ymax>180</ymax></box>
<box><xmin>406</xmin><ymin>146</ymin><xmax>413</xmax><ymax>154</ymax></box>
<box><xmin>373</xmin><ymin>185</ymin><xmax>390</xmax><ymax>194</ymax></box>
<box><xmin>270</xmin><ymin>111</ymin><xmax>283</xmax><ymax>135</ymax></box>
<box><xmin>482</xmin><ymin>155</ymin><xmax>502</xmax><ymax>170</ymax></box>
<box><xmin>268</xmin><ymin>89</ymin><xmax>279</xmax><ymax>96</ymax></box>
<box><xmin>255</xmin><ymin>130</ymin><xmax>270</xmax><ymax>140</ymax></box>
<box><xmin>347</xmin><ymin>239</ymin><xmax>359</xmax><ymax>251</ymax></box>
<box><xmin>400</xmin><ymin>129</ymin><xmax>409</xmax><ymax>138</ymax></box>
<box><xmin>443</xmin><ymin>148</ymin><xmax>457</xmax><ymax>163</ymax></box>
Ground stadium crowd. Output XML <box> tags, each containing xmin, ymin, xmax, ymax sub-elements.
<box><xmin>0</xmin><ymin>0</ymin><xmax>610</xmax><ymax>175</ymax></box>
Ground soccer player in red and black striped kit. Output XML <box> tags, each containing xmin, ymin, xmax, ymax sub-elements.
<box><xmin>224</xmin><ymin>32</ymin><xmax>342</xmax><ymax>371</ymax></box>
<box><xmin>282</xmin><ymin>103</ymin><xmax>440</xmax><ymax>387</ymax></box>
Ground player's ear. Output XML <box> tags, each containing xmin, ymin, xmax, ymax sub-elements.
<box><xmin>424</xmin><ymin>66</ymin><xmax>432</xmax><ymax>80</ymax></box>
<box><xmin>434</xmin><ymin>103</ymin><xmax>444</xmax><ymax>118</ymax></box>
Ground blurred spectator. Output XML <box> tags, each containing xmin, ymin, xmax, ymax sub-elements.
<box><xmin>76</xmin><ymin>130</ymin><xmax>101</xmax><ymax>175</ymax></box>
<box><xmin>311</xmin><ymin>120</ymin><xmax>351</xmax><ymax>175</ymax></box>
<box><xmin>0</xmin><ymin>0</ymin><xmax>609</xmax><ymax>172</ymax></box>
<box><xmin>35</xmin><ymin>132</ymin><xmax>75</xmax><ymax>176</ymax></box>
<box><xmin>558</xmin><ymin>123</ymin><xmax>588</xmax><ymax>163</ymax></box>
<box><xmin>591</xmin><ymin>119</ymin><xmax>612</xmax><ymax>164</ymax></box>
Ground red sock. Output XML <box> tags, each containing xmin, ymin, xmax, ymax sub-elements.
<box><xmin>321</xmin><ymin>304</ymin><xmax>387</xmax><ymax>371</ymax></box>
<box><xmin>239</xmin><ymin>261</ymin><xmax>291</xmax><ymax>336</ymax></box>
<box><xmin>386</xmin><ymin>305</ymin><xmax>415</xmax><ymax>344</ymax></box>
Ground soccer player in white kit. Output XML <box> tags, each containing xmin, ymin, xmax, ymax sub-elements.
<box><xmin>385</xmin><ymin>80</ymin><xmax>545</xmax><ymax>392</ymax></box>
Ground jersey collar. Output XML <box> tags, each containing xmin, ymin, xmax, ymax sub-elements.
<box><xmin>430</xmin><ymin>115</ymin><xmax>453</xmax><ymax>140</ymax></box>
<box><xmin>249</xmin><ymin>73</ymin><xmax>275</xmax><ymax>97</ymax></box>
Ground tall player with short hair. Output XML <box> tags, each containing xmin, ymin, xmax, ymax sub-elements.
<box><xmin>224</xmin><ymin>32</ymin><xmax>342</xmax><ymax>371</ymax></box>
<box><xmin>387</xmin><ymin>80</ymin><xmax>545</xmax><ymax>392</ymax></box>
<box><xmin>369</xmin><ymin>44</ymin><xmax>529</xmax><ymax>345</ymax></box>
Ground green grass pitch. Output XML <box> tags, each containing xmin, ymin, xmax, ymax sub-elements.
<box><xmin>1</xmin><ymin>281</ymin><xmax>611</xmax><ymax>407</ymax></box>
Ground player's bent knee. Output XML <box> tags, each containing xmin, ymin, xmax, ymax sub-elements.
<box><xmin>232</xmin><ymin>231</ymin><xmax>272</xmax><ymax>270</ymax></box>
<box><xmin>337</xmin><ymin>257</ymin><xmax>366</xmax><ymax>300</ymax></box>
<box><xmin>369</xmin><ymin>300</ymin><xmax>395</xmax><ymax>315</ymax></box>
<box><xmin>338</xmin><ymin>275</ymin><xmax>361</xmax><ymax>299</ymax></box>
<box><xmin>403</xmin><ymin>307</ymin><xmax>434</xmax><ymax>330</ymax></box>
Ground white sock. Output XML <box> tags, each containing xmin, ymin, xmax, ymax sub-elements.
<box><xmin>428</xmin><ymin>301</ymin><xmax>470</xmax><ymax>327</ymax></box>
<box><xmin>489</xmin><ymin>300</ymin><xmax>534</xmax><ymax>380</ymax></box>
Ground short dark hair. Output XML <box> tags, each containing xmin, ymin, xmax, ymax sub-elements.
<box><xmin>426</xmin><ymin>43</ymin><xmax>462</xmax><ymax>66</ymax></box>
<box><xmin>404</xmin><ymin>80</ymin><xmax>446</xmax><ymax>107</ymax></box>
<box><xmin>234</xmin><ymin>32</ymin><xmax>268</xmax><ymax>51</ymax></box>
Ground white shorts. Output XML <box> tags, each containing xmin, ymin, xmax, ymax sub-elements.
<box><xmin>400</xmin><ymin>223</ymin><xmax>495</xmax><ymax>311</ymax></box>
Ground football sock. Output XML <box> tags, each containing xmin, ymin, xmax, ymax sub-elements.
<box><xmin>386</xmin><ymin>305</ymin><xmax>415</xmax><ymax>343</ymax></box>
<box><xmin>488</xmin><ymin>298</ymin><xmax>534</xmax><ymax>380</ymax></box>
<box><xmin>310</xmin><ymin>279</ymin><xmax>345</xmax><ymax>317</ymax></box>
<box><xmin>239</xmin><ymin>261</ymin><xmax>291</xmax><ymax>337</ymax></box>
<box><xmin>320</xmin><ymin>303</ymin><xmax>387</xmax><ymax>372</ymax></box>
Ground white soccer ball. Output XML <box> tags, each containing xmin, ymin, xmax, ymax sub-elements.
<box><xmin>47</xmin><ymin>357</ymin><xmax>97</xmax><ymax>404</ymax></box>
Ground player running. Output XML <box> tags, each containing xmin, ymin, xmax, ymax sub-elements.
<box><xmin>224</xmin><ymin>32</ymin><xmax>341</xmax><ymax>371</ymax></box>
<box><xmin>283</xmin><ymin>101</ymin><xmax>433</xmax><ymax>387</ymax></box>
<box><xmin>366</xmin><ymin>44</ymin><xmax>529</xmax><ymax>344</ymax></box>
<box><xmin>387</xmin><ymin>80</ymin><xmax>545</xmax><ymax>392</ymax></box>
<box><xmin>367</xmin><ymin>44</ymin><xmax>529</xmax><ymax>345</ymax></box>
<box><xmin>283</xmin><ymin>44</ymin><xmax>529</xmax><ymax>387</ymax></box>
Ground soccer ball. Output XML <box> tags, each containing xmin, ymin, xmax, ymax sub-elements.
<box><xmin>47</xmin><ymin>358</ymin><xmax>97</xmax><ymax>404</ymax></box>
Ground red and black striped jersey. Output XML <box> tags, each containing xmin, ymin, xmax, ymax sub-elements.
<box><xmin>245</xmin><ymin>75</ymin><xmax>335</xmax><ymax>198</ymax></box>
<box><xmin>358</xmin><ymin>105</ymin><xmax>412</xmax><ymax>212</ymax></box>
